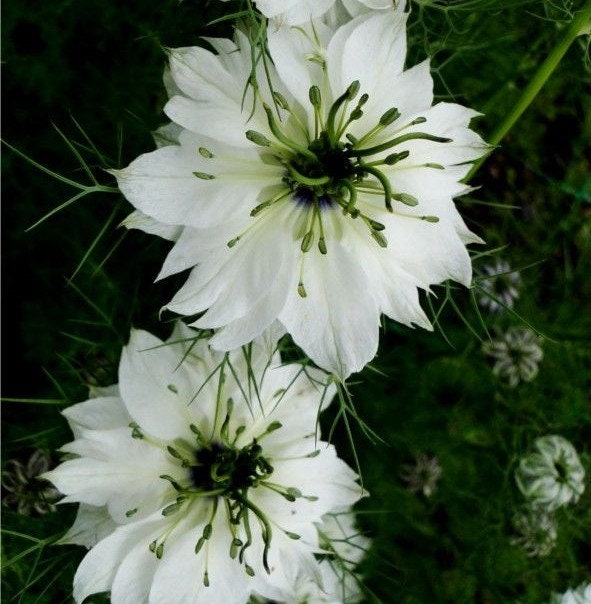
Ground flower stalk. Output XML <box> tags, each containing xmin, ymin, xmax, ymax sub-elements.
<box><xmin>466</xmin><ymin>0</ymin><xmax>591</xmax><ymax>181</ymax></box>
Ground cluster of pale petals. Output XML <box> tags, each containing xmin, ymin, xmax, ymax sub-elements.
<box><xmin>115</xmin><ymin>1</ymin><xmax>487</xmax><ymax>380</ymax></box>
<box><xmin>515</xmin><ymin>435</ymin><xmax>586</xmax><ymax>512</ymax></box>
<box><xmin>482</xmin><ymin>326</ymin><xmax>543</xmax><ymax>387</ymax></box>
<box><xmin>220</xmin><ymin>0</ymin><xmax>394</xmax><ymax>26</ymax></box>
<box><xmin>477</xmin><ymin>258</ymin><xmax>521</xmax><ymax>314</ymax></box>
<box><xmin>43</xmin><ymin>324</ymin><xmax>364</xmax><ymax>604</ymax></box>
<box><xmin>257</xmin><ymin>512</ymin><xmax>370</xmax><ymax>603</ymax></box>
<box><xmin>510</xmin><ymin>507</ymin><xmax>558</xmax><ymax>558</ymax></box>
<box><xmin>550</xmin><ymin>583</ymin><xmax>591</xmax><ymax>604</ymax></box>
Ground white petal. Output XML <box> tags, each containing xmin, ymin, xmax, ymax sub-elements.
<box><xmin>261</xmin><ymin>0</ymin><xmax>335</xmax><ymax>24</ymax></box>
<box><xmin>111</xmin><ymin>536</ymin><xmax>160</xmax><ymax>604</ymax></box>
<box><xmin>119</xmin><ymin>329</ymin><xmax>198</xmax><ymax>441</ymax></box>
<box><xmin>73</xmin><ymin>516</ymin><xmax>165</xmax><ymax>604</ymax></box>
<box><xmin>279</xmin><ymin>237</ymin><xmax>380</xmax><ymax>378</ymax></box>
<box><xmin>152</xmin><ymin>121</ymin><xmax>183</xmax><ymax>148</ymax></box>
<box><xmin>149</xmin><ymin>505</ymin><xmax>249</xmax><ymax>604</ymax></box>
<box><xmin>62</xmin><ymin>396</ymin><xmax>131</xmax><ymax>439</ymax></box>
<box><xmin>46</xmin><ymin>429</ymin><xmax>175</xmax><ymax>523</ymax></box>
<box><xmin>267</xmin><ymin>20</ymin><xmax>331</xmax><ymax>111</ymax></box>
<box><xmin>114</xmin><ymin>144</ymin><xmax>278</xmax><ymax>229</ymax></box>
<box><xmin>121</xmin><ymin>210</ymin><xmax>182</xmax><ymax>242</ymax></box>
<box><xmin>328</xmin><ymin>8</ymin><xmax>408</xmax><ymax>101</ymax></box>
<box><xmin>60</xmin><ymin>504</ymin><xmax>118</xmax><ymax>548</ymax></box>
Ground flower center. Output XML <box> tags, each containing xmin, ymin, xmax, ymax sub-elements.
<box><xmin>236</xmin><ymin>81</ymin><xmax>451</xmax><ymax>268</ymax></box>
<box><xmin>189</xmin><ymin>440</ymin><xmax>273</xmax><ymax>496</ymax></box>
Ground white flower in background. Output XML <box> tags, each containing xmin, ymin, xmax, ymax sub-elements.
<box><xmin>1</xmin><ymin>450</ymin><xmax>61</xmax><ymax>516</ymax></box>
<box><xmin>550</xmin><ymin>583</ymin><xmax>591</xmax><ymax>604</ymax></box>
<box><xmin>400</xmin><ymin>453</ymin><xmax>442</xmax><ymax>497</ymax></box>
<box><xmin>220</xmin><ymin>0</ymin><xmax>394</xmax><ymax>26</ymax></box>
<box><xmin>515</xmin><ymin>435</ymin><xmax>585</xmax><ymax>512</ymax></box>
<box><xmin>477</xmin><ymin>258</ymin><xmax>521</xmax><ymax>313</ymax></box>
<box><xmin>258</xmin><ymin>511</ymin><xmax>370</xmax><ymax>603</ymax></box>
<box><xmin>482</xmin><ymin>327</ymin><xmax>543</xmax><ymax>387</ymax></box>
<box><xmin>43</xmin><ymin>324</ymin><xmax>362</xmax><ymax>604</ymax></box>
<box><xmin>510</xmin><ymin>507</ymin><xmax>557</xmax><ymax>558</ymax></box>
<box><xmin>115</xmin><ymin>4</ymin><xmax>487</xmax><ymax>379</ymax></box>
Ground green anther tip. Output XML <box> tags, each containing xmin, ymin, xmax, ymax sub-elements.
<box><xmin>272</xmin><ymin>91</ymin><xmax>290</xmax><ymax>111</ymax></box>
<box><xmin>384</xmin><ymin>150</ymin><xmax>410</xmax><ymax>165</ymax></box>
<box><xmin>198</xmin><ymin>147</ymin><xmax>214</xmax><ymax>158</ymax></box>
<box><xmin>245</xmin><ymin>565</ymin><xmax>255</xmax><ymax>577</ymax></box>
<box><xmin>318</xmin><ymin>237</ymin><xmax>327</xmax><ymax>255</ymax></box>
<box><xmin>421</xmin><ymin>215</ymin><xmax>440</xmax><ymax>223</ymax></box>
<box><xmin>309</xmin><ymin>86</ymin><xmax>321</xmax><ymax>107</ymax></box>
<box><xmin>227</xmin><ymin>236</ymin><xmax>240</xmax><ymax>248</ymax></box>
<box><xmin>203</xmin><ymin>524</ymin><xmax>213</xmax><ymax>539</ymax></box>
<box><xmin>192</xmin><ymin>171</ymin><xmax>215</xmax><ymax>180</ymax></box>
<box><xmin>297</xmin><ymin>283</ymin><xmax>307</xmax><ymax>298</ymax></box>
<box><xmin>162</xmin><ymin>501</ymin><xmax>182</xmax><ymax>517</ymax></box>
<box><xmin>203</xmin><ymin>571</ymin><xmax>210</xmax><ymax>587</ymax></box>
<box><xmin>379</xmin><ymin>107</ymin><xmax>401</xmax><ymax>126</ymax></box>
<box><xmin>350</xmin><ymin>108</ymin><xmax>363</xmax><ymax>121</ymax></box>
<box><xmin>266</xmin><ymin>421</ymin><xmax>282</xmax><ymax>433</ymax></box>
<box><xmin>347</xmin><ymin>80</ymin><xmax>360</xmax><ymax>99</ymax></box>
<box><xmin>393</xmin><ymin>193</ymin><xmax>419</xmax><ymax>207</ymax></box>
<box><xmin>371</xmin><ymin>230</ymin><xmax>388</xmax><ymax>248</ymax></box>
<box><xmin>301</xmin><ymin>231</ymin><xmax>314</xmax><ymax>253</ymax></box>
<box><xmin>245</xmin><ymin>130</ymin><xmax>271</xmax><ymax>147</ymax></box>
<box><xmin>411</xmin><ymin>117</ymin><xmax>427</xmax><ymax>125</ymax></box>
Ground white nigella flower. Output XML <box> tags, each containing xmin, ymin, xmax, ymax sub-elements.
<box><xmin>515</xmin><ymin>435</ymin><xmax>586</xmax><ymax>512</ymax></box>
<box><xmin>220</xmin><ymin>0</ymin><xmax>393</xmax><ymax>26</ymax></box>
<box><xmin>482</xmin><ymin>326</ymin><xmax>543</xmax><ymax>387</ymax></box>
<box><xmin>43</xmin><ymin>324</ymin><xmax>363</xmax><ymax>604</ymax></box>
<box><xmin>510</xmin><ymin>507</ymin><xmax>557</xmax><ymax>558</ymax></box>
<box><xmin>477</xmin><ymin>258</ymin><xmax>521</xmax><ymax>313</ymax></box>
<box><xmin>400</xmin><ymin>453</ymin><xmax>442</xmax><ymax>497</ymax></box>
<box><xmin>550</xmin><ymin>583</ymin><xmax>591</xmax><ymax>604</ymax></box>
<box><xmin>114</xmin><ymin>4</ymin><xmax>487</xmax><ymax>379</ymax></box>
<box><xmin>257</xmin><ymin>510</ymin><xmax>370</xmax><ymax>603</ymax></box>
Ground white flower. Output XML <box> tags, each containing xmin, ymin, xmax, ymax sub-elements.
<box><xmin>220</xmin><ymin>0</ymin><xmax>393</xmax><ymax>26</ymax></box>
<box><xmin>482</xmin><ymin>326</ymin><xmax>543</xmax><ymax>387</ymax></box>
<box><xmin>550</xmin><ymin>583</ymin><xmax>591</xmax><ymax>604</ymax></box>
<box><xmin>114</xmin><ymin>5</ymin><xmax>487</xmax><ymax>379</ymax></box>
<box><xmin>43</xmin><ymin>324</ymin><xmax>363</xmax><ymax>604</ymax></box>
<box><xmin>477</xmin><ymin>258</ymin><xmax>521</xmax><ymax>313</ymax></box>
<box><xmin>515</xmin><ymin>435</ymin><xmax>586</xmax><ymax>512</ymax></box>
<box><xmin>400</xmin><ymin>453</ymin><xmax>442</xmax><ymax>497</ymax></box>
<box><xmin>258</xmin><ymin>511</ymin><xmax>370</xmax><ymax>603</ymax></box>
<box><xmin>510</xmin><ymin>507</ymin><xmax>557</xmax><ymax>558</ymax></box>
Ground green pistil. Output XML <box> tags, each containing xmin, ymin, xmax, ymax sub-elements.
<box><xmin>357</xmin><ymin>165</ymin><xmax>394</xmax><ymax>212</ymax></box>
<box><xmin>263</xmin><ymin>103</ymin><xmax>316</xmax><ymax>161</ymax></box>
<box><xmin>244</xmin><ymin>82</ymin><xmax>453</xmax><ymax>257</ymax></box>
<box><xmin>347</xmin><ymin>131</ymin><xmax>452</xmax><ymax>158</ymax></box>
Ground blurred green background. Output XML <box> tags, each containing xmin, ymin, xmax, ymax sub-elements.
<box><xmin>2</xmin><ymin>0</ymin><xmax>590</xmax><ymax>602</ymax></box>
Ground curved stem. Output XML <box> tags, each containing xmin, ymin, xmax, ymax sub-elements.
<box><xmin>466</xmin><ymin>0</ymin><xmax>591</xmax><ymax>181</ymax></box>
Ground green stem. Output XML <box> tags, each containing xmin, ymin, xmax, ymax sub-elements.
<box><xmin>466</xmin><ymin>0</ymin><xmax>591</xmax><ymax>181</ymax></box>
